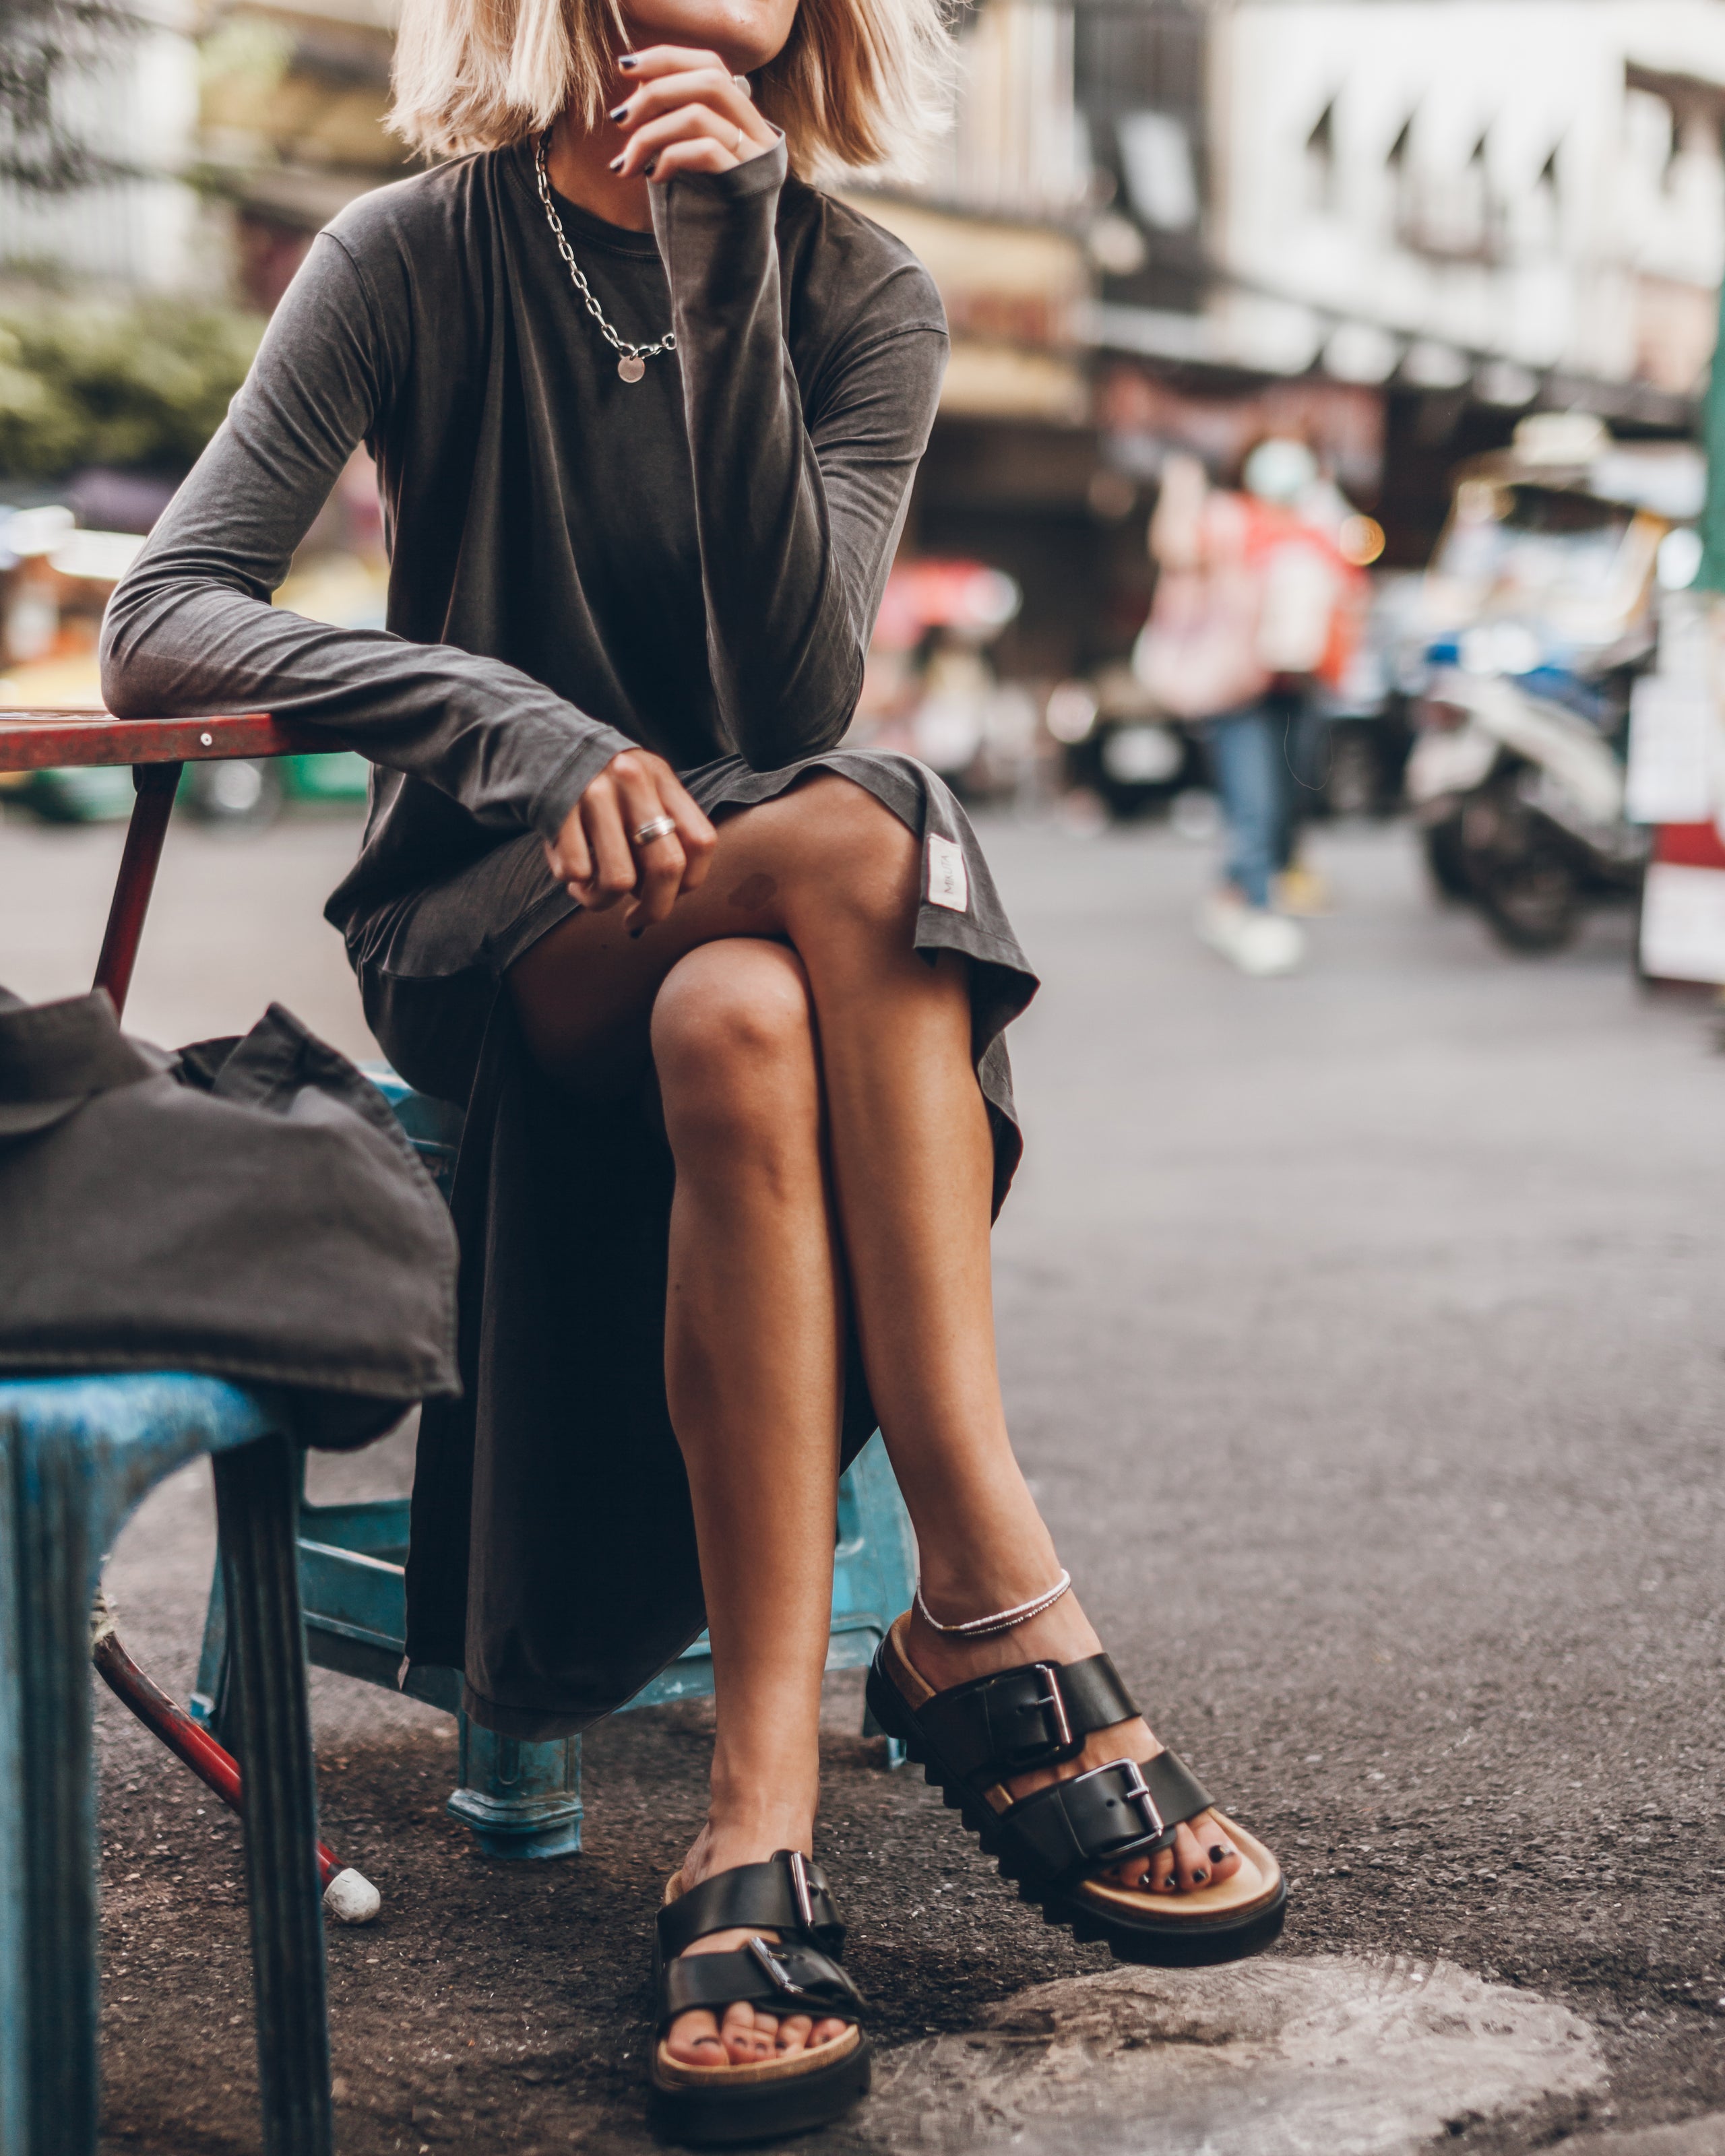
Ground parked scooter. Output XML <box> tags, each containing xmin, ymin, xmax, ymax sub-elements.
<box><xmin>1409</xmin><ymin>650</ymin><xmax>1646</xmax><ymax>947</ymax></box>
<box><xmin>1403</xmin><ymin>415</ymin><xmax>1701</xmax><ymax>951</ymax></box>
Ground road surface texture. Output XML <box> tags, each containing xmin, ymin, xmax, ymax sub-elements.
<box><xmin>1</xmin><ymin>801</ymin><xmax>1721</xmax><ymax>2156</ymax></box>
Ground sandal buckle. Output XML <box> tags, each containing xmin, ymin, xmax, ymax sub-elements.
<box><xmin>1115</xmin><ymin>1758</ymin><xmax>1164</xmax><ymax>1845</ymax></box>
<box><xmin>1026</xmin><ymin>1663</ymin><xmax>1074</xmax><ymax>1760</ymax></box>
<box><xmin>786</xmin><ymin>1849</ymin><xmax>815</xmax><ymax>1932</ymax></box>
<box><xmin>747</xmin><ymin>1934</ymin><xmax>815</xmax><ymax>2002</ymax></box>
<box><xmin>745</xmin><ymin>1936</ymin><xmax>861</xmax><ymax>2014</ymax></box>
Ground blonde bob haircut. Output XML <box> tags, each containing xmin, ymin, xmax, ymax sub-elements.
<box><xmin>387</xmin><ymin>0</ymin><xmax>954</xmax><ymax>183</ymax></box>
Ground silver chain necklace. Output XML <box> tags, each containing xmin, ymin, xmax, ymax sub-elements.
<box><xmin>534</xmin><ymin>133</ymin><xmax>675</xmax><ymax>383</ymax></box>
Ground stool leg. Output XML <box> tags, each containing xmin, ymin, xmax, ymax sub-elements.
<box><xmin>4</xmin><ymin>1418</ymin><xmax>102</xmax><ymax>2153</ymax></box>
<box><xmin>0</xmin><ymin>1437</ymin><xmax>26</xmax><ymax>2154</ymax></box>
<box><xmin>447</xmin><ymin>1715</ymin><xmax>583</xmax><ymax>1859</ymax></box>
<box><xmin>212</xmin><ymin>1435</ymin><xmax>334</xmax><ymax>2156</ymax></box>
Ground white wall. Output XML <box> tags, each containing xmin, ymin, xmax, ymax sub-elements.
<box><xmin>1210</xmin><ymin>0</ymin><xmax>1725</xmax><ymax>391</ymax></box>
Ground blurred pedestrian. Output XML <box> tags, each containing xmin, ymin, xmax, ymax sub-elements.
<box><xmin>1136</xmin><ymin>441</ymin><xmax>1364</xmax><ymax>974</ymax></box>
<box><xmin>100</xmin><ymin>0</ymin><xmax>1286</xmax><ymax>2134</ymax></box>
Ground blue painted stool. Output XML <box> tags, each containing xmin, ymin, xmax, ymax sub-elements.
<box><xmin>0</xmin><ymin>1374</ymin><xmax>336</xmax><ymax>2156</ymax></box>
<box><xmin>191</xmin><ymin>1073</ymin><xmax>916</xmax><ymax>1859</ymax></box>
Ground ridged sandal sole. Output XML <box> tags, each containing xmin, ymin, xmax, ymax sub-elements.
<box><xmin>866</xmin><ymin>1613</ymin><xmax>1287</xmax><ymax>1968</ymax></box>
<box><xmin>648</xmin><ymin>1876</ymin><xmax>872</xmax><ymax>2147</ymax></box>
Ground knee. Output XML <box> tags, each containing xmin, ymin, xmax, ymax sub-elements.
<box><xmin>776</xmin><ymin>776</ymin><xmax>921</xmax><ymax>936</ymax></box>
<box><xmin>651</xmin><ymin>941</ymin><xmax>819</xmax><ymax>1159</ymax></box>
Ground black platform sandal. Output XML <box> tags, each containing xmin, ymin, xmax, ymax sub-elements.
<box><xmin>648</xmin><ymin>1849</ymin><xmax>871</xmax><ymax>2147</ymax></box>
<box><xmin>867</xmin><ymin>1612</ymin><xmax>1286</xmax><ymax>1967</ymax></box>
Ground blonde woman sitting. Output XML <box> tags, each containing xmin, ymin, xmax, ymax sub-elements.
<box><xmin>102</xmin><ymin>0</ymin><xmax>1286</xmax><ymax>2136</ymax></box>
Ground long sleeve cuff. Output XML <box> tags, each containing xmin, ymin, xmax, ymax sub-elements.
<box><xmin>528</xmin><ymin>722</ymin><xmax>637</xmax><ymax>844</ymax></box>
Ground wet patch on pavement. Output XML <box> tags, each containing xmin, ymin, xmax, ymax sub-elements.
<box><xmin>842</xmin><ymin>1955</ymin><xmax>1605</xmax><ymax>2156</ymax></box>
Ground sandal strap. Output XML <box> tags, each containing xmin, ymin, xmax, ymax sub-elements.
<box><xmin>658</xmin><ymin>1851</ymin><xmax>844</xmax><ymax>1960</ymax></box>
<box><xmin>660</xmin><ymin>1939</ymin><xmax>863</xmax><ymax>2026</ymax></box>
<box><xmin>919</xmin><ymin>1653</ymin><xmax>1141</xmax><ymax>1783</ymax></box>
<box><xmin>1003</xmin><ymin>1748</ymin><xmax>1215</xmax><ymax>1884</ymax></box>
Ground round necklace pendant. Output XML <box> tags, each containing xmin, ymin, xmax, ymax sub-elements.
<box><xmin>617</xmin><ymin>354</ymin><xmax>646</xmax><ymax>383</ymax></box>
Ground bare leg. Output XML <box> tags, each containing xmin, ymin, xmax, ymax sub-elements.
<box><xmin>508</xmin><ymin>779</ymin><xmax>1239</xmax><ymax>2065</ymax></box>
<box><xmin>650</xmin><ymin>941</ymin><xmax>851</xmax><ymax>2066</ymax></box>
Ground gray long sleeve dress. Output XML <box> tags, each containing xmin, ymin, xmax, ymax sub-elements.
<box><xmin>101</xmin><ymin>137</ymin><xmax>1038</xmax><ymax>1737</ymax></box>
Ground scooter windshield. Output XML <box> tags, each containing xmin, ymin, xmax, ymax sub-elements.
<box><xmin>1435</xmin><ymin>483</ymin><xmax>1635</xmax><ymax>627</ymax></box>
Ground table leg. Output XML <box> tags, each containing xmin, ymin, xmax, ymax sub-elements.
<box><xmin>93</xmin><ymin>761</ymin><xmax>182</xmax><ymax>1021</ymax></box>
<box><xmin>212</xmin><ymin>1435</ymin><xmax>334</xmax><ymax>2156</ymax></box>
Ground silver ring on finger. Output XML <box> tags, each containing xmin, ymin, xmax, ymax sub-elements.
<box><xmin>633</xmin><ymin>815</ymin><xmax>677</xmax><ymax>847</ymax></box>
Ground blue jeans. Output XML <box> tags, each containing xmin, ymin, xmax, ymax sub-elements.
<box><xmin>1203</xmin><ymin>704</ymin><xmax>1289</xmax><ymax>909</ymax></box>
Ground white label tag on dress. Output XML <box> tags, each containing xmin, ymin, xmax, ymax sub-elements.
<box><xmin>927</xmin><ymin>833</ymin><xmax>969</xmax><ymax>912</ymax></box>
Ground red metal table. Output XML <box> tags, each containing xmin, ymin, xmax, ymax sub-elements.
<box><xmin>0</xmin><ymin>709</ymin><xmax>323</xmax><ymax>1018</ymax></box>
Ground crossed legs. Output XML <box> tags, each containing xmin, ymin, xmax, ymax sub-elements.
<box><xmin>507</xmin><ymin>778</ymin><xmax>1239</xmax><ymax>2067</ymax></box>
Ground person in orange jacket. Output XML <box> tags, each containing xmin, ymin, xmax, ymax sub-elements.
<box><xmin>1136</xmin><ymin>438</ymin><xmax>1367</xmax><ymax>974</ymax></box>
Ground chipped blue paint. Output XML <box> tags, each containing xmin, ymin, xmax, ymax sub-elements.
<box><xmin>0</xmin><ymin>1372</ymin><xmax>319</xmax><ymax>2155</ymax></box>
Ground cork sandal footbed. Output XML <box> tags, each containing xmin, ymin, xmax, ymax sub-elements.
<box><xmin>1071</xmin><ymin>1816</ymin><xmax>1280</xmax><ymax>1918</ymax></box>
<box><xmin>652</xmin><ymin>2023</ymin><xmax>864</xmax><ymax>2091</ymax></box>
<box><xmin>873</xmin><ymin>1613</ymin><xmax>1286</xmax><ymax>1963</ymax></box>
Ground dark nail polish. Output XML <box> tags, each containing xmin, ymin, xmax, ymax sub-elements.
<box><xmin>618</xmin><ymin>52</ymin><xmax>638</xmax><ymax>67</ymax></box>
<box><xmin>1193</xmin><ymin>1870</ymin><xmax>1209</xmax><ymax>1884</ymax></box>
<box><xmin>607</xmin><ymin>155</ymin><xmax>623</xmax><ymax>171</ymax></box>
<box><xmin>643</xmin><ymin>158</ymin><xmax>656</xmax><ymax>178</ymax></box>
<box><xmin>608</xmin><ymin>104</ymin><xmax>628</xmax><ymax>122</ymax></box>
<box><xmin>1210</xmin><ymin>1845</ymin><xmax>1226</xmax><ymax>1863</ymax></box>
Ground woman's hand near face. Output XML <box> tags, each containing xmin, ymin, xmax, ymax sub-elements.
<box><xmin>545</xmin><ymin>749</ymin><xmax>718</xmax><ymax>933</ymax></box>
<box><xmin>606</xmin><ymin>47</ymin><xmax>779</xmax><ymax>182</ymax></box>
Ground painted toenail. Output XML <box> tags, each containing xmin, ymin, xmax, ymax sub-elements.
<box><xmin>1210</xmin><ymin>1845</ymin><xmax>1226</xmax><ymax>1862</ymax></box>
<box><xmin>1193</xmin><ymin>1869</ymin><xmax>1209</xmax><ymax>1884</ymax></box>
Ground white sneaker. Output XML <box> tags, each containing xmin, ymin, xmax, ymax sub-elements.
<box><xmin>1197</xmin><ymin>893</ymin><xmax>1305</xmax><ymax>976</ymax></box>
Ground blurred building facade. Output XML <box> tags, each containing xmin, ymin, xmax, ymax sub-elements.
<box><xmin>848</xmin><ymin>0</ymin><xmax>1725</xmax><ymax>668</ymax></box>
<box><xmin>197</xmin><ymin>0</ymin><xmax>408</xmax><ymax>309</ymax></box>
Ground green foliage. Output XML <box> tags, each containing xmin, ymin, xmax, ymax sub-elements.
<box><xmin>0</xmin><ymin>0</ymin><xmax>139</xmax><ymax>193</ymax></box>
<box><xmin>0</xmin><ymin>298</ymin><xmax>262</xmax><ymax>477</ymax></box>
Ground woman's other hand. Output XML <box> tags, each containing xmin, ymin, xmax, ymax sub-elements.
<box><xmin>606</xmin><ymin>47</ymin><xmax>780</xmax><ymax>183</ymax></box>
<box><xmin>545</xmin><ymin>749</ymin><xmax>718</xmax><ymax>933</ymax></box>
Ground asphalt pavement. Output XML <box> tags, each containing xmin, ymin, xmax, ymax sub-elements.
<box><xmin>2</xmin><ymin>799</ymin><xmax>1722</xmax><ymax>2156</ymax></box>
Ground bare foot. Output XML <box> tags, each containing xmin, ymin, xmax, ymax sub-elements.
<box><xmin>662</xmin><ymin>1824</ymin><xmax>852</xmax><ymax>2069</ymax></box>
<box><xmin>905</xmin><ymin>1589</ymin><xmax>1243</xmax><ymax>1895</ymax></box>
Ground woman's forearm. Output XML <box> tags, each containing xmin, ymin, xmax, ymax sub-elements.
<box><xmin>102</xmin><ymin>568</ymin><xmax>629</xmax><ymax>843</ymax></box>
<box><xmin>653</xmin><ymin>149</ymin><xmax>946</xmax><ymax>769</ymax></box>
